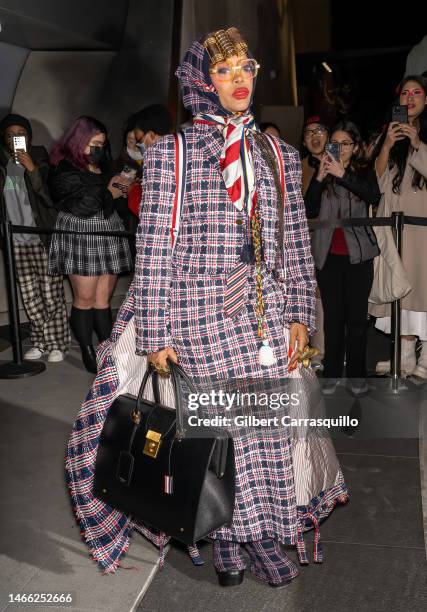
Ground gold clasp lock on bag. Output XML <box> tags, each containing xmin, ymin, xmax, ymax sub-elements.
<box><xmin>143</xmin><ymin>430</ymin><xmax>162</xmax><ymax>458</ymax></box>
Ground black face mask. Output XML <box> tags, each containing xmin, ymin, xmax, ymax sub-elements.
<box><xmin>89</xmin><ymin>145</ymin><xmax>106</xmax><ymax>165</ymax></box>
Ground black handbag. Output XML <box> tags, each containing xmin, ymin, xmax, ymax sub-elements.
<box><xmin>93</xmin><ymin>360</ymin><xmax>235</xmax><ymax>545</ymax></box>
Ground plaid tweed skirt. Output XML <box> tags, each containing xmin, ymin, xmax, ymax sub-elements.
<box><xmin>48</xmin><ymin>210</ymin><xmax>132</xmax><ymax>276</ymax></box>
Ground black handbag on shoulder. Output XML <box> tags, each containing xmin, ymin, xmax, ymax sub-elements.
<box><xmin>93</xmin><ymin>361</ymin><xmax>235</xmax><ymax>545</ymax></box>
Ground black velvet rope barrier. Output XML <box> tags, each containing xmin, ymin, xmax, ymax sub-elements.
<box><xmin>9</xmin><ymin>216</ymin><xmax>427</xmax><ymax>237</ymax></box>
<box><xmin>2</xmin><ymin>212</ymin><xmax>427</xmax><ymax>382</ymax></box>
<box><xmin>9</xmin><ymin>225</ymin><xmax>135</xmax><ymax>239</ymax></box>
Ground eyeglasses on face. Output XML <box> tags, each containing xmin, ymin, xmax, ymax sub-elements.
<box><xmin>209</xmin><ymin>58</ymin><xmax>260</xmax><ymax>82</ymax></box>
<box><xmin>330</xmin><ymin>140</ymin><xmax>355</xmax><ymax>149</ymax></box>
<box><xmin>304</xmin><ymin>127</ymin><xmax>327</xmax><ymax>136</ymax></box>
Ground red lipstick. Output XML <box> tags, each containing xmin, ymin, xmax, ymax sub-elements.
<box><xmin>232</xmin><ymin>87</ymin><xmax>249</xmax><ymax>99</ymax></box>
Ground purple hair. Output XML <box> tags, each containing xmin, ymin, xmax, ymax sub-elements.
<box><xmin>50</xmin><ymin>116</ymin><xmax>108</xmax><ymax>170</ymax></box>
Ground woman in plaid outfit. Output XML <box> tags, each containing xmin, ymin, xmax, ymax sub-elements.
<box><xmin>133</xmin><ymin>29</ymin><xmax>348</xmax><ymax>587</ymax></box>
<box><xmin>66</xmin><ymin>28</ymin><xmax>348</xmax><ymax>587</ymax></box>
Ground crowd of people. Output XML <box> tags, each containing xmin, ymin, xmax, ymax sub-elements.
<box><xmin>299</xmin><ymin>73</ymin><xmax>427</xmax><ymax>389</ymax></box>
<box><xmin>0</xmin><ymin>105</ymin><xmax>171</xmax><ymax>370</ymax></box>
<box><xmin>0</xmin><ymin>68</ymin><xmax>427</xmax><ymax>388</ymax></box>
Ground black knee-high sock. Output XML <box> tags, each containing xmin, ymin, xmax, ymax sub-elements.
<box><xmin>93</xmin><ymin>308</ymin><xmax>113</xmax><ymax>342</ymax></box>
<box><xmin>70</xmin><ymin>306</ymin><xmax>94</xmax><ymax>346</ymax></box>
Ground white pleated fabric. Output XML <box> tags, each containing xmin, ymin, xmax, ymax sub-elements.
<box><xmin>375</xmin><ymin>309</ymin><xmax>427</xmax><ymax>341</ymax></box>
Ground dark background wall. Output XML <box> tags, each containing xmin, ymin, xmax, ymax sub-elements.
<box><xmin>0</xmin><ymin>0</ymin><xmax>175</xmax><ymax>153</ymax></box>
<box><xmin>0</xmin><ymin>1</ymin><xmax>425</xmax><ymax>149</ymax></box>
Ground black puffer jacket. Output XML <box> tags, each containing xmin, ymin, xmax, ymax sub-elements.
<box><xmin>49</xmin><ymin>159</ymin><xmax>114</xmax><ymax>219</ymax></box>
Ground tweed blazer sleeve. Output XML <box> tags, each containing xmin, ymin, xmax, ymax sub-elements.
<box><xmin>279</xmin><ymin>144</ymin><xmax>317</xmax><ymax>334</ymax></box>
<box><xmin>134</xmin><ymin>137</ymin><xmax>176</xmax><ymax>354</ymax></box>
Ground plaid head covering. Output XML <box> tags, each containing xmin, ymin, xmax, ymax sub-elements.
<box><xmin>176</xmin><ymin>39</ymin><xmax>258</xmax><ymax>214</ymax></box>
<box><xmin>176</xmin><ymin>39</ymin><xmax>230</xmax><ymax>117</ymax></box>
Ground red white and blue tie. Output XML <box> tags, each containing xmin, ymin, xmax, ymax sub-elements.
<box><xmin>195</xmin><ymin>113</ymin><xmax>256</xmax><ymax>317</ymax></box>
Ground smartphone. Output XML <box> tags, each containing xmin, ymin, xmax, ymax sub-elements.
<box><xmin>112</xmin><ymin>182</ymin><xmax>129</xmax><ymax>191</ymax></box>
<box><xmin>391</xmin><ymin>104</ymin><xmax>408</xmax><ymax>124</ymax></box>
<box><xmin>325</xmin><ymin>141</ymin><xmax>340</xmax><ymax>161</ymax></box>
<box><xmin>13</xmin><ymin>135</ymin><xmax>27</xmax><ymax>164</ymax></box>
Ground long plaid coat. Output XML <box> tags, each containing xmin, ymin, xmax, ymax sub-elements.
<box><xmin>66</xmin><ymin>39</ymin><xmax>347</xmax><ymax>573</ymax></box>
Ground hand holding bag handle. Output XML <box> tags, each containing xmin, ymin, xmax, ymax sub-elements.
<box><xmin>133</xmin><ymin>359</ymin><xmax>196</xmax><ymax>439</ymax></box>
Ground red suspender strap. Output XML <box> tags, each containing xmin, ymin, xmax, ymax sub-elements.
<box><xmin>170</xmin><ymin>132</ymin><xmax>186</xmax><ymax>254</ymax></box>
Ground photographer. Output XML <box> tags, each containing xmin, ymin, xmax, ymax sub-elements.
<box><xmin>305</xmin><ymin>120</ymin><xmax>380</xmax><ymax>394</ymax></box>
<box><xmin>0</xmin><ymin>113</ymin><xmax>70</xmax><ymax>363</ymax></box>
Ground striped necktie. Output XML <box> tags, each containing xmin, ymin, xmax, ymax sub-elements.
<box><xmin>195</xmin><ymin>113</ymin><xmax>257</xmax><ymax>317</ymax></box>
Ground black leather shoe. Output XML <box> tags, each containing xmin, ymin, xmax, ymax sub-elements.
<box><xmin>269</xmin><ymin>576</ymin><xmax>293</xmax><ymax>589</ymax></box>
<box><xmin>216</xmin><ymin>569</ymin><xmax>245</xmax><ymax>587</ymax></box>
<box><xmin>81</xmin><ymin>345</ymin><xmax>97</xmax><ymax>374</ymax></box>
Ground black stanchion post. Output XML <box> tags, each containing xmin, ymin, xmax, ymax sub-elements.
<box><xmin>390</xmin><ymin>211</ymin><xmax>404</xmax><ymax>393</ymax></box>
<box><xmin>0</xmin><ymin>220</ymin><xmax>46</xmax><ymax>378</ymax></box>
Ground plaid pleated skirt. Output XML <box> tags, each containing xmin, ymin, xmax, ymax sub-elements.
<box><xmin>48</xmin><ymin>211</ymin><xmax>132</xmax><ymax>276</ymax></box>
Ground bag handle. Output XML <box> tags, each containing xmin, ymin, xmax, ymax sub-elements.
<box><xmin>134</xmin><ymin>360</ymin><xmax>196</xmax><ymax>439</ymax></box>
<box><xmin>168</xmin><ymin>360</ymin><xmax>196</xmax><ymax>438</ymax></box>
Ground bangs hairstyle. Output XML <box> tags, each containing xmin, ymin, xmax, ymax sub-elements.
<box><xmin>50</xmin><ymin>116</ymin><xmax>109</xmax><ymax>170</ymax></box>
<box><xmin>374</xmin><ymin>74</ymin><xmax>427</xmax><ymax>193</ymax></box>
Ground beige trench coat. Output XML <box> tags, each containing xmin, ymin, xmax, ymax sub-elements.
<box><xmin>369</xmin><ymin>142</ymin><xmax>427</xmax><ymax>317</ymax></box>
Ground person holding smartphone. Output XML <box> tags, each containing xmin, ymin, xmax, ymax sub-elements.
<box><xmin>304</xmin><ymin>121</ymin><xmax>380</xmax><ymax>394</ymax></box>
<box><xmin>373</xmin><ymin>75</ymin><xmax>427</xmax><ymax>378</ymax></box>
<box><xmin>0</xmin><ymin>113</ymin><xmax>70</xmax><ymax>363</ymax></box>
<box><xmin>48</xmin><ymin>116</ymin><xmax>132</xmax><ymax>373</ymax></box>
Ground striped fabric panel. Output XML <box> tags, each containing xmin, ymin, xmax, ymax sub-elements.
<box><xmin>223</xmin><ymin>261</ymin><xmax>249</xmax><ymax>317</ymax></box>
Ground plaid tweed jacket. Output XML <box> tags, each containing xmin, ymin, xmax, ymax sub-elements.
<box><xmin>134</xmin><ymin>123</ymin><xmax>316</xmax><ymax>355</ymax></box>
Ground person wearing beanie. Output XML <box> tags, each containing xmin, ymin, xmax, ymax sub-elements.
<box><xmin>0</xmin><ymin>113</ymin><xmax>70</xmax><ymax>363</ymax></box>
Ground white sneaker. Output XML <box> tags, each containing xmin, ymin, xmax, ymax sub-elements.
<box><xmin>24</xmin><ymin>347</ymin><xmax>44</xmax><ymax>360</ymax></box>
<box><xmin>47</xmin><ymin>349</ymin><xmax>65</xmax><ymax>363</ymax></box>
